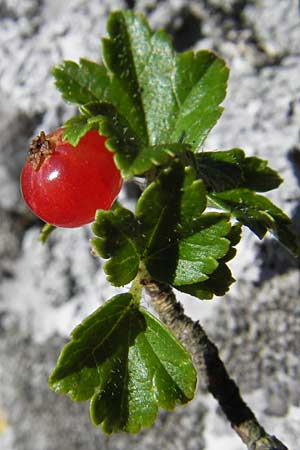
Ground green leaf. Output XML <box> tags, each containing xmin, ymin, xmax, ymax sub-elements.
<box><xmin>136</xmin><ymin>163</ymin><xmax>234</xmax><ymax>290</ymax></box>
<box><xmin>242</xmin><ymin>156</ymin><xmax>283</xmax><ymax>192</ymax></box>
<box><xmin>177</xmin><ymin>263</ymin><xmax>234</xmax><ymax>300</ymax></box>
<box><xmin>177</xmin><ymin>223</ymin><xmax>242</xmax><ymax>299</ymax></box>
<box><xmin>174</xmin><ymin>214</ymin><xmax>231</xmax><ymax>285</ymax></box>
<box><xmin>91</xmin><ymin>206</ymin><xmax>141</xmax><ymax>286</ymax></box>
<box><xmin>52</xmin><ymin>58</ymin><xmax>110</xmax><ymax>105</ymax></box>
<box><xmin>81</xmin><ymin>101</ymin><xmax>141</xmax><ymax>177</ymax></box>
<box><xmin>194</xmin><ymin>149</ymin><xmax>282</xmax><ymax>192</ymax></box>
<box><xmin>49</xmin><ymin>293</ymin><xmax>197</xmax><ymax>434</ymax></box>
<box><xmin>81</xmin><ymin>102</ymin><xmax>190</xmax><ymax>178</ymax></box>
<box><xmin>209</xmin><ymin>189</ymin><xmax>298</xmax><ymax>255</ymax></box>
<box><xmin>170</xmin><ymin>51</ymin><xmax>229</xmax><ymax>151</ymax></box>
<box><xmin>103</xmin><ymin>11</ymin><xmax>228</xmax><ymax>170</ymax></box>
<box><xmin>62</xmin><ymin>115</ymin><xmax>96</xmax><ymax>147</ymax></box>
<box><xmin>102</xmin><ymin>11</ymin><xmax>152</xmax><ymax>145</ymax></box>
<box><xmin>54</xmin><ymin>11</ymin><xmax>228</xmax><ymax>178</ymax></box>
<box><xmin>194</xmin><ymin>150</ymin><xmax>296</xmax><ymax>254</ymax></box>
<box><xmin>195</xmin><ymin>149</ymin><xmax>245</xmax><ymax>191</ymax></box>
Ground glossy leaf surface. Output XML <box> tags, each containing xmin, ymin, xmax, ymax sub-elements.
<box><xmin>209</xmin><ymin>189</ymin><xmax>297</xmax><ymax>255</ymax></box>
<box><xmin>91</xmin><ymin>206</ymin><xmax>140</xmax><ymax>286</ymax></box>
<box><xmin>52</xmin><ymin>11</ymin><xmax>228</xmax><ymax>178</ymax></box>
<box><xmin>49</xmin><ymin>293</ymin><xmax>197</xmax><ymax>433</ymax></box>
<box><xmin>194</xmin><ymin>149</ymin><xmax>282</xmax><ymax>192</ymax></box>
<box><xmin>136</xmin><ymin>163</ymin><xmax>235</xmax><ymax>295</ymax></box>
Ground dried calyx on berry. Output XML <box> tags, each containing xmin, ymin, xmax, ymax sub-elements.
<box><xmin>27</xmin><ymin>131</ymin><xmax>55</xmax><ymax>170</ymax></box>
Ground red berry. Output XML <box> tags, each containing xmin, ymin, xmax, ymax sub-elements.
<box><xmin>21</xmin><ymin>128</ymin><xmax>122</xmax><ymax>228</ymax></box>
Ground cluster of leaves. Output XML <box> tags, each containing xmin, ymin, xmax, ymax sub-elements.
<box><xmin>48</xmin><ymin>10</ymin><xmax>297</xmax><ymax>434</ymax></box>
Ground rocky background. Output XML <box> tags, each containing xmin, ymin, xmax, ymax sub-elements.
<box><xmin>0</xmin><ymin>0</ymin><xmax>299</xmax><ymax>449</ymax></box>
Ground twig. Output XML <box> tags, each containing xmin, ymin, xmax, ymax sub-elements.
<box><xmin>143</xmin><ymin>277</ymin><xmax>289</xmax><ymax>450</ymax></box>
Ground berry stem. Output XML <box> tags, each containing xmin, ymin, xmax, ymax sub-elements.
<box><xmin>129</xmin><ymin>272</ymin><xmax>143</xmax><ymax>306</ymax></box>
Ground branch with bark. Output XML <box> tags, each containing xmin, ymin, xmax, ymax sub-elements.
<box><xmin>142</xmin><ymin>277</ymin><xmax>289</xmax><ymax>450</ymax></box>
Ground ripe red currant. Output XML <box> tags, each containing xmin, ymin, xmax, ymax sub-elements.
<box><xmin>21</xmin><ymin>128</ymin><xmax>122</xmax><ymax>228</ymax></box>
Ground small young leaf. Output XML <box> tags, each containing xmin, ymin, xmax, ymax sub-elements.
<box><xmin>81</xmin><ymin>101</ymin><xmax>141</xmax><ymax>175</ymax></box>
<box><xmin>49</xmin><ymin>293</ymin><xmax>197</xmax><ymax>434</ymax></box>
<box><xmin>177</xmin><ymin>223</ymin><xmax>242</xmax><ymax>299</ymax></box>
<box><xmin>195</xmin><ymin>149</ymin><xmax>245</xmax><ymax>191</ymax></box>
<box><xmin>242</xmin><ymin>156</ymin><xmax>283</xmax><ymax>192</ymax></box>
<box><xmin>62</xmin><ymin>115</ymin><xmax>96</xmax><ymax>147</ymax></box>
<box><xmin>209</xmin><ymin>189</ymin><xmax>297</xmax><ymax>255</ymax></box>
<box><xmin>91</xmin><ymin>206</ymin><xmax>141</xmax><ymax>286</ymax></box>
<box><xmin>177</xmin><ymin>263</ymin><xmax>235</xmax><ymax>300</ymax></box>
<box><xmin>52</xmin><ymin>58</ymin><xmax>110</xmax><ymax>105</ymax></box>
<box><xmin>194</xmin><ymin>149</ymin><xmax>282</xmax><ymax>193</ymax></box>
<box><xmin>174</xmin><ymin>214</ymin><xmax>231</xmax><ymax>285</ymax></box>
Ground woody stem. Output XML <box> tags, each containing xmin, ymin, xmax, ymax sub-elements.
<box><xmin>142</xmin><ymin>276</ymin><xmax>289</xmax><ymax>450</ymax></box>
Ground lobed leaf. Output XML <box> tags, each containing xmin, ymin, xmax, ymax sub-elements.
<box><xmin>177</xmin><ymin>223</ymin><xmax>242</xmax><ymax>299</ymax></box>
<box><xmin>209</xmin><ymin>189</ymin><xmax>297</xmax><ymax>255</ymax></box>
<box><xmin>171</xmin><ymin>51</ymin><xmax>229</xmax><ymax>151</ymax></box>
<box><xmin>174</xmin><ymin>214</ymin><xmax>231</xmax><ymax>285</ymax></box>
<box><xmin>62</xmin><ymin>115</ymin><xmax>96</xmax><ymax>147</ymax></box>
<box><xmin>52</xmin><ymin>11</ymin><xmax>228</xmax><ymax>178</ymax></box>
<box><xmin>91</xmin><ymin>206</ymin><xmax>141</xmax><ymax>286</ymax></box>
<box><xmin>194</xmin><ymin>149</ymin><xmax>282</xmax><ymax>193</ymax></box>
<box><xmin>177</xmin><ymin>263</ymin><xmax>234</xmax><ymax>300</ymax></box>
<box><xmin>81</xmin><ymin>102</ymin><xmax>189</xmax><ymax>178</ymax></box>
<box><xmin>52</xmin><ymin>58</ymin><xmax>110</xmax><ymax>105</ymax></box>
<box><xmin>81</xmin><ymin>101</ymin><xmax>141</xmax><ymax>176</ymax></box>
<box><xmin>194</xmin><ymin>150</ymin><xmax>297</xmax><ymax>254</ymax></box>
<box><xmin>242</xmin><ymin>156</ymin><xmax>283</xmax><ymax>192</ymax></box>
<box><xmin>102</xmin><ymin>11</ymin><xmax>228</xmax><ymax>172</ymax></box>
<box><xmin>49</xmin><ymin>293</ymin><xmax>197</xmax><ymax>434</ymax></box>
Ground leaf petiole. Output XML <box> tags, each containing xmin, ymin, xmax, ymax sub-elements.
<box><xmin>129</xmin><ymin>270</ymin><xmax>143</xmax><ymax>305</ymax></box>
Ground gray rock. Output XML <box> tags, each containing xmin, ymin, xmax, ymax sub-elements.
<box><xmin>0</xmin><ymin>0</ymin><xmax>299</xmax><ymax>449</ymax></box>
